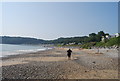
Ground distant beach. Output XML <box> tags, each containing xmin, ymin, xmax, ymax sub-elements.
<box><xmin>1</xmin><ymin>47</ymin><xmax>118</xmax><ymax>79</ymax></box>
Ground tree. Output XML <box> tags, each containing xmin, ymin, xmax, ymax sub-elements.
<box><xmin>95</xmin><ymin>35</ymin><xmax>101</xmax><ymax>42</ymax></box>
<box><xmin>105</xmin><ymin>33</ymin><xmax>109</xmax><ymax>36</ymax></box>
<box><xmin>89</xmin><ymin>33</ymin><xmax>96</xmax><ymax>37</ymax></box>
<box><xmin>98</xmin><ymin>31</ymin><xmax>105</xmax><ymax>37</ymax></box>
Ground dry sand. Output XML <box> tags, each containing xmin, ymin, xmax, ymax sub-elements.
<box><xmin>1</xmin><ymin>48</ymin><xmax>118</xmax><ymax>79</ymax></box>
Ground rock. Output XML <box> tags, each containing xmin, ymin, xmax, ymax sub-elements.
<box><xmin>93</xmin><ymin>61</ymin><xmax>96</xmax><ymax>64</ymax></box>
<box><xmin>85</xmin><ymin>70</ymin><xmax>87</xmax><ymax>72</ymax></box>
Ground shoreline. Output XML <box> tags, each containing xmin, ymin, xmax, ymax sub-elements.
<box><xmin>1</xmin><ymin>47</ymin><xmax>118</xmax><ymax>79</ymax></box>
<box><xmin>0</xmin><ymin>45</ymin><xmax>53</xmax><ymax>58</ymax></box>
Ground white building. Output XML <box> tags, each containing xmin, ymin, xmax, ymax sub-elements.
<box><xmin>115</xmin><ymin>33</ymin><xmax>120</xmax><ymax>37</ymax></box>
<box><xmin>68</xmin><ymin>42</ymin><xmax>75</xmax><ymax>45</ymax></box>
<box><xmin>105</xmin><ymin>35</ymin><xmax>110</xmax><ymax>39</ymax></box>
<box><xmin>101</xmin><ymin>36</ymin><xmax>105</xmax><ymax>42</ymax></box>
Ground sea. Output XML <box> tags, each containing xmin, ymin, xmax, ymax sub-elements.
<box><xmin>0</xmin><ymin>44</ymin><xmax>51</xmax><ymax>57</ymax></box>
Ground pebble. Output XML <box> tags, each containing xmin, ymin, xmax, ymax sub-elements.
<box><xmin>93</xmin><ymin>61</ymin><xmax>96</xmax><ymax>64</ymax></box>
<box><xmin>85</xmin><ymin>70</ymin><xmax>87</xmax><ymax>72</ymax></box>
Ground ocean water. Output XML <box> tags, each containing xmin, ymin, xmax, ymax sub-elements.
<box><xmin>0</xmin><ymin>44</ymin><xmax>50</xmax><ymax>57</ymax></box>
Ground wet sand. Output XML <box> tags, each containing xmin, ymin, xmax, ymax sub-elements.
<box><xmin>1</xmin><ymin>48</ymin><xmax>118</xmax><ymax>79</ymax></box>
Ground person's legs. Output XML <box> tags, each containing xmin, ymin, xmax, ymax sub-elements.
<box><xmin>68</xmin><ymin>54</ymin><xmax>71</xmax><ymax>60</ymax></box>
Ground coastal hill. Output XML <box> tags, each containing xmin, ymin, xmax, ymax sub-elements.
<box><xmin>0</xmin><ymin>36</ymin><xmax>87</xmax><ymax>44</ymax></box>
<box><xmin>0</xmin><ymin>31</ymin><xmax>120</xmax><ymax>48</ymax></box>
<box><xmin>0</xmin><ymin>36</ymin><xmax>47</xmax><ymax>44</ymax></box>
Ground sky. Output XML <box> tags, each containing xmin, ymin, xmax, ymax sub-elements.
<box><xmin>1</xmin><ymin>0</ymin><xmax>119</xmax><ymax>2</ymax></box>
<box><xmin>0</xmin><ymin>2</ymin><xmax>118</xmax><ymax>40</ymax></box>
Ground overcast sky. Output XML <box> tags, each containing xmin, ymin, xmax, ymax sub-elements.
<box><xmin>1</xmin><ymin>2</ymin><xmax>118</xmax><ymax>40</ymax></box>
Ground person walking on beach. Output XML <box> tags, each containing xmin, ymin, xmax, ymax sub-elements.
<box><xmin>67</xmin><ymin>49</ymin><xmax>72</xmax><ymax>60</ymax></box>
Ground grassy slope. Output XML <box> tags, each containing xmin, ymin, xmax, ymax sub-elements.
<box><xmin>57</xmin><ymin>37</ymin><xmax>120</xmax><ymax>48</ymax></box>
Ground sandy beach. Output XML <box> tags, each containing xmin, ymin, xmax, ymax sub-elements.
<box><xmin>1</xmin><ymin>48</ymin><xmax>118</xmax><ymax>79</ymax></box>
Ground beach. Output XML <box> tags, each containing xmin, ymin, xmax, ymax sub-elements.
<box><xmin>1</xmin><ymin>47</ymin><xmax>118</xmax><ymax>79</ymax></box>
